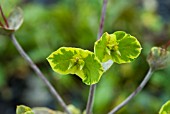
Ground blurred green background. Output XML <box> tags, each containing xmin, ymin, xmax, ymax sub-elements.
<box><xmin>0</xmin><ymin>0</ymin><xmax>170</xmax><ymax>114</ymax></box>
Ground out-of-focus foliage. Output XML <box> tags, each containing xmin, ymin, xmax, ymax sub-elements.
<box><xmin>0</xmin><ymin>0</ymin><xmax>20</xmax><ymax>15</ymax></box>
<box><xmin>0</xmin><ymin>0</ymin><xmax>170</xmax><ymax>114</ymax></box>
<box><xmin>16</xmin><ymin>104</ymin><xmax>81</xmax><ymax>114</ymax></box>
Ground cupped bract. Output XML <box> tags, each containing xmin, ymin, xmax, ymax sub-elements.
<box><xmin>94</xmin><ymin>31</ymin><xmax>142</xmax><ymax>64</ymax></box>
<box><xmin>47</xmin><ymin>47</ymin><xmax>104</xmax><ymax>85</ymax></box>
<box><xmin>16</xmin><ymin>105</ymin><xmax>34</xmax><ymax>114</ymax></box>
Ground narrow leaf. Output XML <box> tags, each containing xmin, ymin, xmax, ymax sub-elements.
<box><xmin>47</xmin><ymin>47</ymin><xmax>104</xmax><ymax>85</ymax></box>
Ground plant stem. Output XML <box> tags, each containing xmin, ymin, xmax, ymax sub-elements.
<box><xmin>10</xmin><ymin>34</ymin><xmax>71</xmax><ymax>114</ymax></box>
<box><xmin>108</xmin><ymin>68</ymin><xmax>153</xmax><ymax>114</ymax></box>
<box><xmin>86</xmin><ymin>84</ymin><xmax>96</xmax><ymax>114</ymax></box>
<box><xmin>0</xmin><ymin>5</ymin><xmax>9</xmax><ymax>28</ymax></box>
<box><xmin>97</xmin><ymin>0</ymin><xmax>108</xmax><ymax>40</ymax></box>
<box><xmin>0</xmin><ymin>20</ymin><xmax>4</xmax><ymax>27</ymax></box>
<box><xmin>164</xmin><ymin>40</ymin><xmax>170</xmax><ymax>49</ymax></box>
<box><xmin>86</xmin><ymin>0</ymin><xmax>108</xmax><ymax>114</ymax></box>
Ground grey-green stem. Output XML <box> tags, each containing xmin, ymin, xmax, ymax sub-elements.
<box><xmin>86</xmin><ymin>84</ymin><xmax>96</xmax><ymax>114</ymax></box>
<box><xmin>108</xmin><ymin>68</ymin><xmax>153</xmax><ymax>114</ymax></box>
<box><xmin>86</xmin><ymin>0</ymin><xmax>108</xmax><ymax>114</ymax></box>
<box><xmin>10</xmin><ymin>34</ymin><xmax>71</xmax><ymax>114</ymax></box>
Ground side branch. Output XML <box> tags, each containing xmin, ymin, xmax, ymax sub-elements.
<box><xmin>108</xmin><ymin>68</ymin><xmax>153</xmax><ymax>114</ymax></box>
<box><xmin>0</xmin><ymin>5</ymin><xmax>9</xmax><ymax>28</ymax></box>
<box><xmin>10</xmin><ymin>34</ymin><xmax>71</xmax><ymax>114</ymax></box>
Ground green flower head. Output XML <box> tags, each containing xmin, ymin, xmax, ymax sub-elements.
<box><xmin>94</xmin><ymin>31</ymin><xmax>142</xmax><ymax>64</ymax></box>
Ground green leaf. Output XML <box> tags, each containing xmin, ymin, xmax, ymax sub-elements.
<box><xmin>7</xmin><ymin>7</ymin><xmax>23</xmax><ymax>30</ymax></box>
<box><xmin>47</xmin><ymin>47</ymin><xmax>104</xmax><ymax>85</ymax></box>
<box><xmin>94</xmin><ymin>31</ymin><xmax>142</xmax><ymax>64</ymax></box>
<box><xmin>16</xmin><ymin>105</ymin><xmax>34</xmax><ymax>114</ymax></box>
<box><xmin>159</xmin><ymin>100</ymin><xmax>170</xmax><ymax>114</ymax></box>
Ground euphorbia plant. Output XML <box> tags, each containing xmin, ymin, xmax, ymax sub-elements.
<box><xmin>0</xmin><ymin>0</ymin><xmax>170</xmax><ymax>114</ymax></box>
<box><xmin>46</xmin><ymin>31</ymin><xmax>142</xmax><ymax>85</ymax></box>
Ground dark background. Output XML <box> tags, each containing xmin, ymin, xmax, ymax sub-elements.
<box><xmin>0</xmin><ymin>0</ymin><xmax>170</xmax><ymax>113</ymax></box>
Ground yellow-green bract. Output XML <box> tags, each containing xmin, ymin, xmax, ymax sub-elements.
<box><xmin>94</xmin><ymin>31</ymin><xmax>142</xmax><ymax>64</ymax></box>
<box><xmin>47</xmin><ymin>47</ymin><xmax>104</xmax><ymax>85</ymax></box>
<box><xmin>16</xmin><ymin>105</ymin><xmax>34</xmax><ymax>114</ymax></box>
<box><xmin>159</xmin><ymin>100</ymin><xmax>170</xmax><ymax>114</ymax></box>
